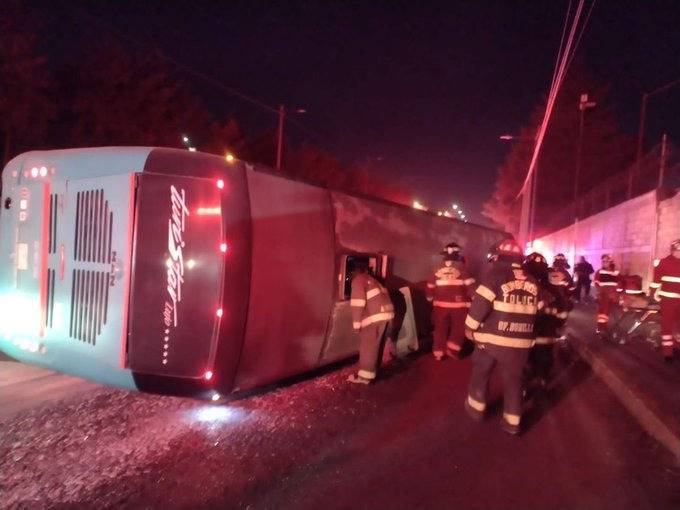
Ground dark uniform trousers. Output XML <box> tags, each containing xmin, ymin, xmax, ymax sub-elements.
<box><xmin>358</xmin><ymin>321</ymin><xmax>390</xmax><ymax>378</ymax></box>
<box><xmin>660</xmin><ymin>298</ymin><xmax>680</xmax><ymax>358</ymax></box>
<box><xmin>468</xmin><ymin>343</ymin><xmax>530</xmax><ymax>425</ymax></box>
<box><xmin>575</xmin><ymin>278</ymin><xmax>591</xmax><ymax>301</ymax></box>
<box><xmin>432</xmin><ymin>307</ymin><xmax>467</xmax><ymax>354</ymax></box>
<box><xmin>528</xmin><ymin>344</ymin><xmax>554</xmax><ymax>382</ymax></box>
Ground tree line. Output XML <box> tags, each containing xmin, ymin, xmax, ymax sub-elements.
<box><xmin>0</xmin><ymin>4</ymin><xmax>411</xmax><ymax>205</ymax></box>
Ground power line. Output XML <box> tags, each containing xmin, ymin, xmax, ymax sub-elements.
<box><xmin>517</xmin><ymin>0</ymin><xmax>589</xmax><ymax>198</ymax></box>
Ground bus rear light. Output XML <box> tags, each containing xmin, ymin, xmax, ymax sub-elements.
<box><xmin>30</xmin><ymin>167</ymin><xmax>39</xmax><ymax>178</ymax></box>
<box><xmin>216</xmin><ymin>179</ymin><xmax>224</xmax><ymax>189</ymax></box>
<box><xmin>39</xmin><ymin>166</ymin><xmax>47</xmax><ymax>177</ymax></box>
<box><xmin>19</xmin><ymin>199</ymin><xmax>28</xmax><ymax>210</ymax></box>
<box><xmin>216</xmin><ymin>308</ymin><xmax>223</xmax><ymax>318</ymax></box>
<box><xmin>196</xmin><ymin>207</ymin><xmax>221</xmax><ymax>215</ymax></box>
<box><xmin>204</xmin><ymin>370</ymin><xmax>214</xmax><ymax>380</ymax></box>
<box><xmin>220</xmin><ymin>243</ymin><xmax>227</xmax><ymax>253</ymax></box>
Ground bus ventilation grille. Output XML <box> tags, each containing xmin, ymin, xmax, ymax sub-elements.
<box><xmin>48</xmin><ymin>193</ymin><xmax>58</xmax><ymax>254</ymax></box>
<box><xmin>68</xmin><ymin>269</ymin><xmax>110</xmax><ymax>345</ymax></box>
<box><xmin>46</xmin><ymin>268</ymin><xmax>56</xmax><ymax>329</ymax></box>
<box><xmin>73</xmin><ymin>189</ymin><xmax>113</xmax><ymax>263</ymax></box>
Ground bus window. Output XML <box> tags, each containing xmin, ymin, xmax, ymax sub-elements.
<box><xmin>340</xmin><ymin>254</ymin><xmax>387</xmax><ymax>300</ymax></box>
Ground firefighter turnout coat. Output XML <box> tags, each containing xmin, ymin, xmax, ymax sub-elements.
<box><xmin>464</xmin><ymin>262</ymin><xmax>540</xmax><ymax>428</ymax></box>
<box><xmin>594</xmin><ymin>266</ymin><xmax>620</xmax><ymax>326</ymax></box>
<box><xmin>350</xmin><ymin>273</ymin><xmax>395</xmax><ymax>330</ymax></box>
<box><xmin>651</xmin><ymin>255</ymin><xmax>680</xmax><ymax>358</ymax></box>
<box><xmin>426</xmin><ymin>262</ymin><xmax>476</xmax><ymax>310</ymax></box>
<box><xmin>350</xmin><ymin>272</ymin><xmax>395</xmax><ymax>380</ymax></box>
<box><xmin>464</xmin><ymin>264</ymin><xmax>539</xmax><ymax>349</ymax></box>
<box><xmin>427</xmin><ymin>261</ymin><xmax>475</xmax><ymax>355</ymax></box>
<box><xmin>534</xmin><ymin>284</ymin><xmax>570</xmax><ymax>345</ymax></box>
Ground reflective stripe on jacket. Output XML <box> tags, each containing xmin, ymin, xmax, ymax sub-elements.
<box><xmin>426</xmin><ymin>261</ymin><xmax>475</xmax><ymax>309</ymax></box>
<box><xmin>652</xmin><ymin>255</ymin><xmax>680</xmax><ymax>299</ymax></box>
<box><xmin>464</xmin><ymin>262</ymin><xmax>539</xmax><ymax>349</ymax></box>
<box><xmin>350</xmin><ymin>273</ymin><xmax>395</xmax><ymax>328</ymax></box>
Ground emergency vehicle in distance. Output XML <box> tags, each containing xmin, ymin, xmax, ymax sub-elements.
<box><xmin>0</xmin><ymin>147</ymin><xmax>508</xmax><ymax>398</ymax></box>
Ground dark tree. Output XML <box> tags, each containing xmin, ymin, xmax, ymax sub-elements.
<box><xmin>0</xmin><ymin>2</ymin><xmax>55</xmax><ymax>164</ymax></box>
<box><xmin>69</xmin><ymin>40</ymin><xmax>212</xmax><ymax>149</ymax></box>
<box><xmin>483</xmin><ymin>67</ymin><xmax>635</xmax><ymax>234</ymax></box>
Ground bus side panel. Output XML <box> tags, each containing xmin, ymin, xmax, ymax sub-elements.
<box><xmin>330</xmin><ymin>192</ymin><xmax>508</xmax><ymax>337</ymax></box>
<box><xmin>232</xmin><ymin>166</ymin><xmax>334</xmax><ymax>391</ymax></box>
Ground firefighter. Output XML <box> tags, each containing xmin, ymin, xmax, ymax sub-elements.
<box><xmin>553</xmin><ymin>253</ymin><xmax>576</xmax><ymax>299</ymax></box>
<box><xmin>526</xmin><ymin>259</ymin><xmax>571</xmax><ymax>392</ymax></box>
<box><xmin>594</xmin><ymin>254</ymin><xmax>620</xmax><ymax>336</ymax></box>
<box><xmin>463</xmin><ymin>239</ymin><xmax>539</xmax><ymax>435</ymax></box>
<box><xmin>650</xmin><ymin>239</ymin><xmax>680</xmax><ymax>362</ymax></box>
<box><xmin>553</xmin><ymin>253</ymin><xmax>571</xmax><ymax>271</ymax></box>
<box><xmin>348</xmin><ymin>263</ymin><xmax>395</xmax><ymax>384</ymax></box>
<box><xmin>427</xmin><ymin>250</ymin><xmax>475</xmax><ymax>360</ymax></box>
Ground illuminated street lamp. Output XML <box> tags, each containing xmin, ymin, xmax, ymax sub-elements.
<box><xmin>181</xmin><ymin>134</ymin><xmax>196</xmax><ymax>152</ymax></box>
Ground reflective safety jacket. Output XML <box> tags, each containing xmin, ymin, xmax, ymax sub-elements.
<box><xmin>534</xmin><ymin>284</ymin><xmax>570</xmax><ymax>345</ymax></box>
<box><xmin>351</xmin><ymin>273</ymin><xmax>395</xmax><ymax>329</ymax></box>
<box><xmin>426</xmin><ymin>261</ymin><xmax>475</xmax><ymax>309</ymax></box>
<box><xmin>464</xmin><ymin>262</ymin><xmax>539</xmax><ymax>349</ymax></box>
<box><xmin>651</xmin><ymin>255</ymin><xmax>680</xmax><ymax>299</ymax></box>
<box><xmin>594</xmin><ymin>266</ymin><xmax>620</xmax><ymax>295</ymax></box>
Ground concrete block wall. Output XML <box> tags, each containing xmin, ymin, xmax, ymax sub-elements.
<box><xmin>535</xmin><ymin>190</ymin><xmax>680</xmax><ymax>288</ymax></box>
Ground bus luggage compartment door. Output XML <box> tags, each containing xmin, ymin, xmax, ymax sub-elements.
<box><xmin>127</xmin><ymin>173</ymin><xmax>224</xmax><ymax>379</ymax></box>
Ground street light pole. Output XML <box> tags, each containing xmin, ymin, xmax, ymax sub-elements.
<box><xmin>631</xmin><ymin>77</ymin><xmax>680</xmax><ymax>199</ymax></box>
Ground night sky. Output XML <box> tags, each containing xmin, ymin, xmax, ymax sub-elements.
<box><xmin>38</xmin><ymin>1</ymin><xmax>680</xmax><ymax>225</ymax></box>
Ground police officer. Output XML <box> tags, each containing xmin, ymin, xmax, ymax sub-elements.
<box><xmin>574</xmin><ymin>256</ymin><xmax>595</xmax><ymax>303</ymax></box>
<box><xmin>348</xmin><ymin>263</ymin><xmax>395</xmax><ymax>384</ymax></box>
<box><xmin>594</xmin><ymin>254</ymin><xmax>620</xmax><ymax>336</ymax></box>
<box><xmin>650</xmin><ymin>239</ymin><xmax>680</xmax><ymax>362</ymax></box>
<box><xmin>427</xmin><ymin>250</ymin><xmax>475</xmax><ymax>360</ymax></box>
<box><xmin>463</xmin><ymin>239</ymin><xmax>539</xmax><ymax>435</ymax></box>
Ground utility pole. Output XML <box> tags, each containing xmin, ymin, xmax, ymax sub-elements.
<box><xmin>650</xmin><ymin>133</ymin><xmax>669</xmax><ymax>277</ymax></box>
<box><xmin>633</xmin><ymin>77</ymin><xmax>680</xmax><ymax>199</ymax></box>
<box><xmin>276</xmin><ymin>104</ymin><xmax>285</xmax><ymax>171</ymax></box>
<box><xmin>572</xmin><ymin>93</ymin><xmax>595</xmax><ymax>266</ymax></box>
<box><xmin>574</xmin><ymin>93</ymin><xmax>596</xmax><ymax>220</ymax></box>
<box><xmin>658</xmin><ymin>133</ymin><xmax>668</xmax><ymax>190</ymax></box>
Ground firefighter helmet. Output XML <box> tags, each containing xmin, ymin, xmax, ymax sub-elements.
<box><xmin>443</xmin><ymin>252</ymin><xmax>461</xmax><ymax>263</ymax></box>
<box><xmin>489</xmin><ymin>239</ymin><xmax>523</xmax><ymax>263</ymax></box>
<box><xmin>524</xmin><ymin>252</ymin><xmax>549</xmax><ymax>282</ymax></box>
<box><xmin>442</xmin><ymin>242</ymin><xmax>461</xmax><ymax>255</ymax></box>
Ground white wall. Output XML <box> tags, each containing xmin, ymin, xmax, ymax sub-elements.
<box><xmin>535</xmin><ymin>189</ymin><xmax>680</xmax><ymax>287</ymax></box>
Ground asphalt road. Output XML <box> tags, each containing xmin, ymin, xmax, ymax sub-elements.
<box><xmin>1</xmin><ymin>344</ymin><xmax>679</xmax><ymax>509</ymax></box>
<box><xmin>0</xmin><ymin>355</ymin><xmax>101</xmax><ymax>420</ymax></box>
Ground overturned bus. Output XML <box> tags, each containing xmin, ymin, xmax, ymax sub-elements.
<box><xmin>0</xmin><ymin>147</ymin><xmax>508</xmax><ymax>397</ymax></box>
